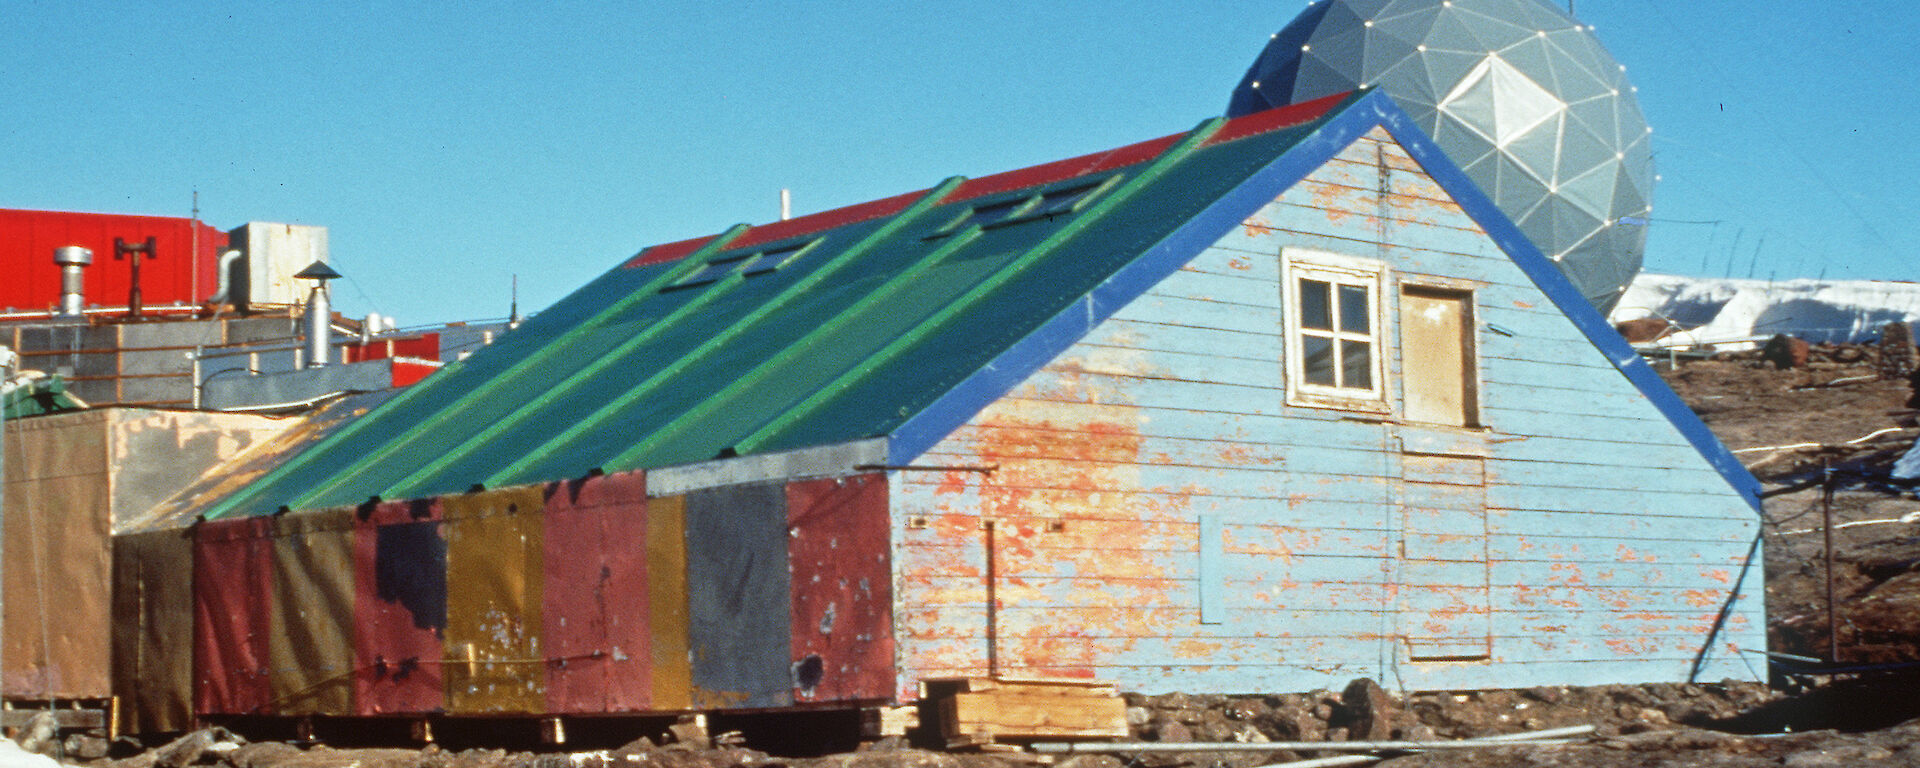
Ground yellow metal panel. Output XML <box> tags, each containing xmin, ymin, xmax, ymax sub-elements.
<box><xmin>646</xmin><ymin>495</ymin><xmax>691</xmax><ymax>711</ymax></box>
<box><xmin>267</xmin><ymin>507</ymin><xmax>357</xmax><ymax>715</ymax></box>
<box><xmin>444</xmin><ymin>487</ymin><xmax>546</xmax><ymax>713</ymax></box>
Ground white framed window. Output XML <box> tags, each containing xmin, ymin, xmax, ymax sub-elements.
<box><xmin>1283</xmin><ymin>251</ymin><xmax>1387</xmax><ymax>412</ymax></box>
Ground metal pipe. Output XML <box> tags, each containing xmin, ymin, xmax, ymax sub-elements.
<box><xmin>209</xmin><ymin>249</ymin><xmax>243</xmax><ymax>305</ymax></box>
<box><xmin>1249</xmin><ymin>727</ymin><xmax>1597</xmax><ymax>768</ymax></box>
<box><xmin>1823</xmin><ymin>460</ymin><xmax>1840</xmax><ymax>662</ymax></box>
<box><xmin>1031</xmin><ymin>737</ymin><xmax>1582</xmax><ymax>754</ymax></box>
<box><xmin>0</xmin><ymin>344</ymin><xmax>16</xmax><ymax>696</ymax></box>
<box><xmin>114</xmin><ymin>236</ymin><xmax>156</xmax><ymax>319</ymax></box>
<box><xmin>53</xmin><ymin>246</ymin><xmax>93</xmax><ymax>318</ymax></box>
<box><xmin>305</xmin><ymin>282</ymin><xmax>331</xmax><ymax>368</ymax></box>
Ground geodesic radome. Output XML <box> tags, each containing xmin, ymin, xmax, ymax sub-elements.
<box><xmin>1228</xmin><ymin>0</ymin><xmax>1653</xmax><ymax>312</ymax></box>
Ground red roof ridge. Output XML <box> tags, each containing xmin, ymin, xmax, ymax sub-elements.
<box><xmin>624</xmin><ymin>91</ymin><xmax>1354</xmax><ymax>269</ymax></box>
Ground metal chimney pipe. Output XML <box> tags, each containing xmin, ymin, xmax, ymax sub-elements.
<box><xmin>305</xmin><ymin>282</ymin><xmax>331</xmax><ymax>368</ymax></box>
<box><xmin>293</xmin><ymin>261</ymin><xmax>342</xmax><ymax>369</ymax></box>
<box><xmin>53</xmin><ymin>246</ymin><xmax>94</xmax><ymax>318</ymax></box>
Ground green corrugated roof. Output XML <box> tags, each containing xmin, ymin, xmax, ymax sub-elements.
<box><xmin>201</xmin><ymin>93</ymin><xmax>1362</xmax><ymax>519</ymax></box>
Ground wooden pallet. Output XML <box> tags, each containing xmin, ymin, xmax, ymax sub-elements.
<box><xmin>921</xmin><ymin>676</ymin><xmax>1128</xmax><ymax>750</ymax></box>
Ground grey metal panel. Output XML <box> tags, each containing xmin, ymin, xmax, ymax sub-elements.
<box><xmin>647</xmin><ymin>438</ymin><xmax>887</xmax><ymax>496</ymax></box>
<box><xmin>119</xmin><ymin>320</ymin><xmax>223</xmax><ymax>348</ymax></box>
<box><xmin>120</xmin><ymin>347</ymin><xmax>194</xmax><ymax>376</ymax></box>
<box><xmin>227</xmin><ymin>316</ymin><xmax>300</xmax><ymax>344</ymax></box>
<box><xmin>68</xmin><ymin>379</ymin><xmax>116</xmax><ymax>404</ymax></box>
<box><xmin>200</xmin><ymin>359</ymin><xmax>393</xmax><ymax>409</ymax></box>
<box><xmin>17</xmin><ymin>325</ymin><xmax>115</xmax><ymax>353</ymax></box>
<box><xmin>684</xmin><ymin>482</ymin><xmax>792</xmax><ymax>709</ymax></box>
<box><xmin>118</xmin><ymin>375</ymin><xmax>190</xmax><ymax>404</ymax></box>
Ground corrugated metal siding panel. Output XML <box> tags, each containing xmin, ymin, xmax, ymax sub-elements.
<box><xmin>112</xmin><ymin>529</ymin><xmax>194</xmax><ymax>732</ymax></box>
<box><xmin>268</xmin><ymin>508</ymin><xmax>357</xmax><ymax>715</ymax></box>
<box><xmin>1</xmin><ymin>411</ymin><xmax>112</xmax><ymax>699</ymax></box>
<box><xmin>891</xmin><ymin>128</ymin><xmax>1761</xmax><ymax>696</ymax></box>
<box><xmin>684</xmin><ymin>483</ymin><xmax>792</xmax><ymax>709</ymax></box>
<box><xmin>444</xmin><ymin>488</ymin><xmax>546</xmax><ymax>713</ymax></box>
<box><xmin>352</xmin><ymin>499</ymin><xmax>447</xmax><ymax>716</ymax></box>
<box><xmin>786</xmin><ymin>474</ymin><xmax>893</xmax><ymax>704</ymax></box>
<box><xmin>542</xmin><ymin>471</ymin><xmax>651</xmax><ymax>713</ymax></box>
<box><xmin>193</xmin><ymin>517</ymin><xmax>274</xmax><ymax>715</ymax></box>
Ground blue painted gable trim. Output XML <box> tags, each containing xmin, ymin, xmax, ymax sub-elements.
<box><xmin>1364</xmin><ymin>98</ymin><xmax>1764</xmax><ymax>513</ymax></box>
<box><xmin>889</xmin><ymin>90</ymin><xmax>1765</xmax><ymax>515</ymax></box>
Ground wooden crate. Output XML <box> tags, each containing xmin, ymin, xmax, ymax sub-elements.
<box><xmin>921</xmin><ymin>677</ymin><xmax>1128</xmax><ymax>749</ymax></box>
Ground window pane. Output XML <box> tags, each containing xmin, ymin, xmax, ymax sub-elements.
<box><xmin>1039</xmin><ymin>183</ymin><xmax>1101</xmax><ymax>215</ymax></box>
<box><xmin>1299</xmin><ymin>279</ymin><xmax>1332</xmax><ymax>330</ymax></box>
<box><xmin>675</xmin><ymin>255</ymin><xmax>748</xmax><ymax>287</ymax></box>
<box><xmin>1302</xmin><ymin>335</ymin><xmax>1336</xmax><ymax>386</ymax></box>
<box><xmin>1341</xmin><ymin>340</ymin><xmax>1372</xmax><ymax>390</ymax></box>
<box><xmin>962</xmin><ymin>199</ymin><xmax>1026</xmax><ymax>228</ymax></box>
<box><xmin>1338</xmin><ymin>283</ymin><xmax>1370</xmax><ymax>333</ymax></box>
<box><xmin>741</xmin><ymin>244</ymin><xmax>803</xmax><ymax>275</ymax></box>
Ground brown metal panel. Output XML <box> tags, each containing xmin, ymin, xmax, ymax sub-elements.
<box><xmin>193</xmin><ymin>517</ymin><xmax>274</xmax><ymax>715</ymax></box>
<box><xmin>352</xmin><ymin>498</ymin><xmax>446</xmax><ymax>716</ymax></box>
<box><xmin>267</xmin><ymin>507</ymin><xmax>356</xmax><ymax>715</ymax></box>
<box><xmin>646</xmin><ymin>495</ymin><xmax>692</xmax><ymax>711</ymax></box>
<box><xmin>542</xmin><ymin>471</ymin><xmax>651</xmax><ymax>713</ymax></box>
<box><xmin>111</xmin><ymin>528</ymin><xmax>194</xmax><ymax>732</ymax></box>
<box><xmin>786</xmin><ymin>474</ymin><xmax>894</xmax><ymax>704</ymax></box>
<box><xmin>3</xmin><ymin>412</ymin><xmax>112</xmax><ymax>699</ymax></box>
<box><xmin>444</xmin><ymin>487</ymin><xmax>545</xmax><ymax>714</ymax></box>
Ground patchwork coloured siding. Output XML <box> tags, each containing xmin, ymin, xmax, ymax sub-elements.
<box><xmin>174</xmin><ymin>469</ymin><xmax>894</xmax><ymax>726</ymax></box>
<box><xmin>890</xmin><ymin>127</ymin><xmax>1763</xmax><ymax>697</ymax></box>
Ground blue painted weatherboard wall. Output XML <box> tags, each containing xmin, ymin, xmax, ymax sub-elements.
<box><xmin>888</xmin><ymin>127</ymin><xmax>1763</xmax><ymax>698</ymax></box>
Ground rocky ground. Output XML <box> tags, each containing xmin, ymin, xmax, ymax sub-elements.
<box><xmin>17</xmin><ymin>341</ymin><xmax>1920</xmax><ymax>767</ymax></box>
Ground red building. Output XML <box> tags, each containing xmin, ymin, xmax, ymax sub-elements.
<box><xmin>0</xmin><ymin>209</ymin><xmax>227</xmax><ymax>314</ymax></box>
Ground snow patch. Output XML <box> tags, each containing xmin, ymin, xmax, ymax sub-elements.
<box><xmin>1612</xmin><ymin>273</ymin><xmax>1920</xmax><ymax>349</ymax></box>
<box><xmin>1896</xmin><ymin>443</ymin><xmax>1920</xmax><ymax>482</ymax></box>
<box><xmin>0</xmin><ymin>742</ymin><xmax>62</xmax><ymax>768</ymax></box>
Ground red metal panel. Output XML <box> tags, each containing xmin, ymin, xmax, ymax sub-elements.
<box><xmin>787</xmin><ymin>473</ymin><xmax>894</xmax><ymax>704</ymax></box>
<box><xmin>389</xmin><ymin>361</ymin><xmax>440</xmax><ymax>388</ymax></box>
<box><xmin>727</xmin><ymin>190</ymin><xmax>927</xmax><ymax>252</ymax></box>
<box><xmin>351</xmin><ymin>498</ymin><xmax>447</xmax><ymax>715</ymax></box>
<box><xmin>625</xmin><ymin>235</ymin><xmax>719</xmax><ymax>268</ymax></box>
<box><xmin>542</xmin><ymin>471</ymin><xmax>651</xmax><ymax>713</ymax></box>
<box><xmin>0</xmin><ymin>209</ymin><xmax>226</xmax><ymax>312</ymax></box>
<box><xmin>192</xmin><ymin>516</ymin><xmax>273</xmax><ymax>716</ymax></box>
<box><xmin>949</xmin><ymin>133</ymin><xmax>1182</xmax><ymax>205</ymax></box>
<box><xmin>1204</xmin><ymin>91</ymin><xmax>1351</xmax><ymax>146</ymax></box>
<box><xmin>343</xmin><ymin>333</ymin><xmax>441</xmax><ymax>363</ymax></box>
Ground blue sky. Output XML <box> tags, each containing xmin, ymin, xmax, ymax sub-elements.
<box><xmin>5</xmin><ymin>2</ymin><xmax>1915</xmax><ymax>325</ymax></box>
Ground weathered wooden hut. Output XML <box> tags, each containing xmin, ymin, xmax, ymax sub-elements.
<box><xmin>125</xmin><ymin>90</ymin><xmax>1764</xmax><ymax>729</ymax></box>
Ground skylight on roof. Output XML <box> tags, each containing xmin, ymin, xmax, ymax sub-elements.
<box><xmin>929</xmin><ymin>175</ymin><xmax>1122</xmax><ymax>239</ymax></box>
<box><xmin>1036</xmin><ymin>180</ymin><xmax>1105</xmax><ymax>217</ymax></box>
<box><xmin>667</xmin><ymin>238</ymin><xmax>820</xmax><ymax>290</ymax></box>
<box><xmin>956</xmin><ymin>198</ymin><xmax>1030</xmax><ymax>230</ymax></box>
